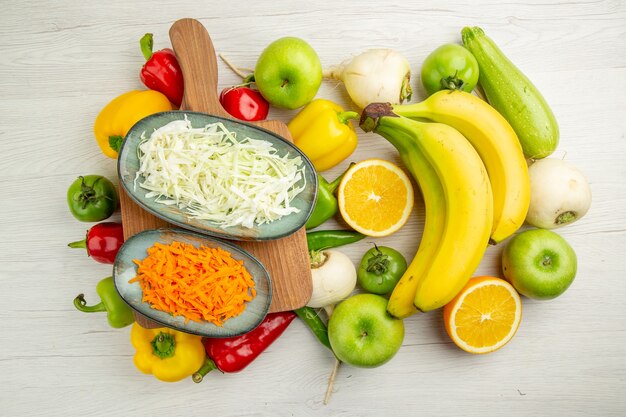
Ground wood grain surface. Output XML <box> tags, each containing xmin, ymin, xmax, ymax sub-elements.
<box><xmin>119</xmin><ymin>18</ymin><xmax>312</xmax><ymax>316</ymax></box>
<box><xmin>1</xmin><ymin>1</ymin><xmax>625</xmax><ymax>417</ymax></box>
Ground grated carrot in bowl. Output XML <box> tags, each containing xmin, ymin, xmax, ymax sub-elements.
<box><xmin>129</xmin><ymin>241</ymin><xmax>256</xmax><ymax>326</ymax></box>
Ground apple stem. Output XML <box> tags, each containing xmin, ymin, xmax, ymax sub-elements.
<box><xmin>324</xmin><ymin>358</ymin><xmax>341</xmax><ymax>405</ymax></box>
<box><xmin>219</xmin><ymin>53</ymin><xmax>252</xmax><ymax>80</ymax></box>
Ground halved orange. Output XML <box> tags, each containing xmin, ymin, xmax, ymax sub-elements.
<box><xmin>337</xmin><ymin>159</ymin><xmax>414</xmax><ymax>237</ymax></box>
<box><xmin>444</xmin><ymin>276</ymin><xmax>522</xmax><ymax>354</ymax></box>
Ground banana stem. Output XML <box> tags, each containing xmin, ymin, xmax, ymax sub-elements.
<box><xmin>359</xmin><ymin>102</ymin><xmax>397</xmax><ymax>132</ymax></box>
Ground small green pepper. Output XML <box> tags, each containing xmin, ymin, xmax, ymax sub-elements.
<box><xmin>73</xmin><ymin>277</ymin><xmax>135</xmax><ymax>328</ymax></box>
<box><xmin>306</xmin><ymin>229</ymin><xmax>366</xmax><ymax>252</ymax></box>
<box><xmin>305</xmin><ymin>164</ymin><xmax>354</xmax><ymax>229</ymax></box>
<box><xmin>293</xmin><ymin>306</ymin><xmax>332</xmax><ymax>351</ymax></box>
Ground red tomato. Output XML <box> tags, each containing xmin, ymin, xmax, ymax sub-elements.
<box><xmin>219</xmin><ymin>86</ymin><xmax>269</xmax><ymax>121</ymax></box>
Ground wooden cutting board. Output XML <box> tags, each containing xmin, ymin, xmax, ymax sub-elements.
<box><xmin>119</xmin><ymin>18</ymin><xmax>312</xmax><ymax>320</ymax></box>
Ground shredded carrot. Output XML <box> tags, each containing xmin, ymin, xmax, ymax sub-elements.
<box><xmin>129</xmin><ymin>241</ymin><xmax>256</xmax><ymax>326</ymax></box>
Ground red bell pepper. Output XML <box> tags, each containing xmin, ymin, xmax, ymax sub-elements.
<box><xmin>192</xmin><ymin>311</ymin><xmax>296</xmax><ymax>382</ymax></box>
<box><xmin>68</xmin><ymin>222</ymin><xmax>124</xmax><ymax>264</ymax></box>
<box><xmin>139</xmin><ymin>33</ymin><xmax>184</xmax><ymax>107</ymax></box>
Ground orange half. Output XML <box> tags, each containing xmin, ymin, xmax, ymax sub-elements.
<box><xmin>444</xmin><ymin>276</ymin><xmax>522</xmax><ymax>354</ymax></box>
<box><xmin>337</xmin><ymin>158</ymin><xmax>414</xmax><ymax>237</ymax></box>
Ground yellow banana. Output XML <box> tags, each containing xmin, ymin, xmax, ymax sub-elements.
<box><xmin>371</xmin><ymin>111</ymin><xmax>446</xmax><ymax>318</ymax></box>
<box><xmin>361</xmin><ymin>105</ymin><xmax>493</xmax><ymax>313</ymax></box>
<box><xmin>392</xmin><ymin>90</ymin><xmax>530</xmax><ymax>244</ymax></box>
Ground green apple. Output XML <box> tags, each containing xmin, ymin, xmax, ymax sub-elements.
<box><xmin>328</xmin><ymin>293</ymin><xmax>404</xmax><ymax>368</ymax></box>
<box><xmin>254</xmin><ymin>37</ymin><xmax>322</xmax><ymax>109</ymax></box>
<box><xmin>502</xmin><ymin>229</ymin><xmax>577</xmax><ymax>300</ymax></box>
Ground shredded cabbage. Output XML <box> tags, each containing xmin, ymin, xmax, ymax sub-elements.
<box><xmin>135</xmin><ymin>118</ymin><xmax>306</xmax><ymax>229</ymax></box>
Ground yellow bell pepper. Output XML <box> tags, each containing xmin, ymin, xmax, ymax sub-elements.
<box><xmin>130</xmin><ymin>322</ymin><xmax>205</xmax><ymax>383</ymax></box>
<box><xmin>288</xmin><ymin>99</ymin><xmax>359</xmax><ymax>172</ymax></box>
<box><xmin>93</xmin><ymin>90</ymin><xmax>173</xmax><ymax>159</ymax></box>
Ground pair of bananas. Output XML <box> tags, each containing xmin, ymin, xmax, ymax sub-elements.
<box><xmin>360</xmin><ymin>90</ymin><xmax>530</xmax><ymax>317</ymax></box>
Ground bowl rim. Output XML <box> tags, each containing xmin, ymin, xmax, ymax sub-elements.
<box><xmin>112</xmin><ymin>227</ymin><xmax>273</xmax><ymax>338</ymax></box>
<box><xmin>117</xmin><ymin>110</ymin><xmax>318</xmax><ymax>241</ymax></box>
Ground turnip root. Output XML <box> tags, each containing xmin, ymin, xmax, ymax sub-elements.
<box><xmin>324</xmin><ymin>49</ymin><xmax>412</xmax><ymax>109</ymax></box>
<box><xmin>526</xmin><ymin>158</ymin><xmax>591</xmax><ymax>229</ymax></box>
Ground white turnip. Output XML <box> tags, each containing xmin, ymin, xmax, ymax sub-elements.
<box><xmin>526</xmin><ymin>158</ymin><xmax>591</xmax><ymax>229</ymax></box>
<box><xmin>306</xmin><ymin>249</ymin><xmax>357</xmax><ymax>309</ymax></box>
<box><xmin>324</xmin><ymin>49</ymin><xmax>412</xmax><ymax>109</ymax></box>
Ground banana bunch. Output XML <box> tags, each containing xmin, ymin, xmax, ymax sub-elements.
<box><xmin>393</xmin><ymin>90</ymin><xmax>531</xmax><ymax>245</ymax></box>
<box><xmin>360</xmin><ymin>90</ymin><xmax>529</xmax><ymax>316</ymax></box>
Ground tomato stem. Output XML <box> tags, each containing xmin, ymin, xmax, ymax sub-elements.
<box><xmin>74</xmin><ymin>176</ymin><xmax>113</xmax><ymax>209</ymax></box>
<box><xmin>440</xmin><ymin>71</ymin><xmax>466</xmax><ymax>91</ymax></box>
<box><xmin>365</xmin><ymin>244</ymin><xmax>390</xmax><ymax>275</ymax></box>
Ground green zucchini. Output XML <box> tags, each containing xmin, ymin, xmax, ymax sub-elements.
<box><xmin>462</xmin><ymin>26</ymin><xmax>559</xmax><ymax>159</ymax></box>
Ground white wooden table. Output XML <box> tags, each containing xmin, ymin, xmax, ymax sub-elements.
<box><xmin>2</xmin><ymin>1</ymin><xmax>625</xmax><ymax>416</ymax></box>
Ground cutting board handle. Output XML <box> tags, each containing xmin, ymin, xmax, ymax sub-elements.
<box><xmin>169</xmin><ymin>18</ymin><xmax>230</xmax><ymax>117</ymax></box>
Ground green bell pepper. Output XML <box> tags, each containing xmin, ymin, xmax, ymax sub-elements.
<box><xmin>73</xmin><ymin>276</ymin><xmax>135</xmax><ymax>328</ymax></box>
<box><xmin>305</xmin><ymin>164</ymin><xmax>354</xmax><ymax>230</ymax></box>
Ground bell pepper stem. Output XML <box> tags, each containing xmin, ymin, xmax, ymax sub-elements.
<box><xmin>151</xmin><ymin>332</ymin><xmax>176</xmax><ymax>359</ymax></box>
<box><xmin>336</xmin><ymin>111</ymin><xmax>359</xmax><ymax>125</ymax></box>
<box><xmin>73</xmin><ymin>294</ymin><xmax>107</xmax><ymax>313</ymax></box>
<box><xmin>192</xmin><ymin>357</ymin><xmax>220</xmax><ymax>383</ymax></box>
<box><xmin>68</xmin><ymin>239</ymin><xmax>87</xmax><ymax>249</ymax></box>
<box><xmin>328</xmin><ymin>162</ymin><xmax>355</xmax><ymax>193</ymax></box>
<box><xmin>328</xmin><ymin>176</ymin><xmax>341</xmax><ymax>194</ymax></box>
<box><xmin>109</xmin><ymin>135</ymin><xmax>123</xmax><ymax>153</ymax></box>
<box><xmin>140</xmin><ymin>33</ymin><xmax>154</xmax><ymax>61</ymax></box>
